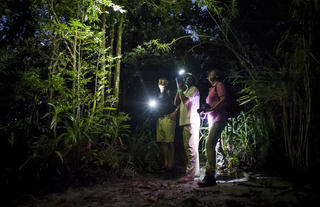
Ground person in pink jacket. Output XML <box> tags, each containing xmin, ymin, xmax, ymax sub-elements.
<box><xmin>198</xmin><ymin>69</ymin><xmax>228</xmax><ymax>187</ymax></box>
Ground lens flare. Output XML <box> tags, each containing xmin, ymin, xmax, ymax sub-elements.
<box><xmin>178</xmin><ymin>69</ymin><xmax>185</xmax><ymax>75</ymax></box>
<box><xmin>148</xmin><ymin>99</ymin><xmax>157</xmax><ymax>108</ymax></box>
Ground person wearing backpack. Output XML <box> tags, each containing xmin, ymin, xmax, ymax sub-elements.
<box><xmin>198</xmin><ymin>69</ymin><xmax>228</xmax><ymax>187</ymax></box>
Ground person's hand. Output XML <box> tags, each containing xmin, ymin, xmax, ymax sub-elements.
<box><xmin>199</xmin><ymin>111</ymin><xmax>207</xmax><ymax>119</ymax></box>
<box><xmin>197</xmin><ymin>104</ymin><xmax>211</xmax><ymax>114</ymax></box>
<box><xmin>177</xmin><ymin>88</ymin><xmax>183</xmax><ymax>94</ymax></box>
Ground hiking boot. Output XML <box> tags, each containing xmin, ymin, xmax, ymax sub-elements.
<box><xmin>197</xmin><ymin>175</ymin><xmax>217</xmax><ymax>187</ymax></box>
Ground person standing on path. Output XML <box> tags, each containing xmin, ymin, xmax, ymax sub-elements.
<box><xmin>156</xmin><ymin>78</ymin><xmax>177</xmax><ymax>171</ymax></box>
<box><xmin>198</xmin><ymin>69</ymin><xmax>228</xmax><ymax>187</ymax></box>
<box><xmin>174</xmin><ymin>73</ymin><xmax>200</xmax><ymax>183</ymax></box>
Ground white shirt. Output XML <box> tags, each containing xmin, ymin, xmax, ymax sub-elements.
<box><xmin>179</xmin><ymin>86</ymin><xmax>200</xmax><ymax>126</ymax></box>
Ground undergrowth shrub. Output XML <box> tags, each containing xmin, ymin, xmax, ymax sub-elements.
<box><xmin>126</xmin><ymin>120</ymin><xmax>160</xmax><ymax>173</ymax></box>
<box><xmin>199</xmin><ymin>111</ymin><xmax>269</xmax><ymax>176</ymax></box>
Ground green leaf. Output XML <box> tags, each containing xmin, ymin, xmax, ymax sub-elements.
<box><xmin>104</xmin><ymin>107</ymin><xmax>117</xmax><ymax>110</ymax></box>
<box><xmin>55</xmin><ymin>151</ymin><xmax>64</xmax><ymax>163</ymax></box>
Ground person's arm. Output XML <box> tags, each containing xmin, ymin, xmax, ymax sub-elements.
<box><xmin>209</xmin><ymin>83</ymin><xmax>226</xmax><ymax>112</ymax></box>
<box><xmin>209</xmin><ymin>95</ymin><xmax>225</xmax><ymax>112</ymax></box>
<box><xmin>183</xmin><ymin>86</ymin><xmax>200</xmax><ymax>106</ymax></box>
<box><xmin>168</xmin><ymin>90</ymin><xmax>179</xmax><ymax>119</ymax></box>
<box><xmin>174</xmin><ymin>80</ymin><xmax>187</xmax><ymax>105</ymax></box>
<box><xmin>174</xmin><ymin>90</ymin><xmax>181</xmax><ymax>106</ymax></box>
<box><xmin>174</xmin><ymin>88</ymin><xmax>192</xmax><ymax>105</ymax></box>
<box><xmin>168</xmin><ymin>105</ymin><xmax>179</xmax><ymax>119</ymax></box>
<box><xmin>179</xmin><ymin>90</ymin><xmax>189</xmax><ymax>104</ymax></box>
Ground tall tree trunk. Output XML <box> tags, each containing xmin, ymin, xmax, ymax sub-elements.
<box><xmin>48</xmin><ymin>36</ymin><xmax>59</xmax><ymax>138</ymax></box>
<box><xmin>108</xmin><ymin>21</ymin><xmax>115</xmax><ymax>89</ymax></box>
<box><xmin>114</xmin><ymin>16</ymin><xmax>124</xmax><ymax>107</ymax></box>
<box><xmin>100</xmin><ymin>13</ymin><xmax>107</xmax><ymax>108</ymax></box>
<box><xmin>73</xmin><ymin>31</ymin><xmax>78</xmax><ymax>117</ymax></box>
<box><xmin>48</xmin><ymin>36</ymin><xmax>59</xmax><ymax>106</ymax></box>
<box><xmin>76</xmin><ymin>39</ymin><xmax>81</xmax><ymax>120</ymax></box>
<box><xmin>75</xmin><ymin>1</ymin><xmax>81</xmax><ymax>120</ymax></box>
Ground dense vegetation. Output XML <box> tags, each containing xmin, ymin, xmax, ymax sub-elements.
<box><xmin>1</xmin><ymin>0</ymin><xmax>319</xmax><ymax>199</ymax></box>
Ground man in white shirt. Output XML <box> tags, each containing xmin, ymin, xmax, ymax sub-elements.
<box><xmin>174</xmin><ymin>73</ymin><xmax>200</xmax><ymax>182</ymax></box>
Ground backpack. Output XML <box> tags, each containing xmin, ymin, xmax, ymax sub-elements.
<box><xmin>214</xmin><ymin>82</ymin><xmax>241</xmax><ymax>118</ymax></box>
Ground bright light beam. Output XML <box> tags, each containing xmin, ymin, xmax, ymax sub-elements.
<box><xmin>148</xmin><ymin>99</ymin><xmax>157</xmax><ymax>108</ymax></box>
<box><xmin>178</xmin><ymin>69</ymin><xmax>185</xmax><ymax>75</ymax></box>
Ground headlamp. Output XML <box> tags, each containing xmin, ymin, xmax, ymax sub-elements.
<box><xmin>178</xmin><ymin>69</ymin><xmax>185</xmax><ymax>76</ymax></box>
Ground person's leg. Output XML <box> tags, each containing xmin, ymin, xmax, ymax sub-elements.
<box><xmin>157</xmin><ymin>118</ymin><xmax>166</xmax><ymax>169</ymax></box>
<box><xmin>177</xmin><ymin>125</ymin><xmax>194</xmax><ymax>182</ymax></box>
<box><xmin>198</xmin><ymin>121</ymin><xmax>226</xmax><ymax>187</ymax></box>
<box><xmin>182</xmin><ymin>125</ymin><xmax>193</xmax><ymax>176</ymax></box>
<box><xmin>179</xmin><ymin>124</ymin><xmax>199</xmax><ymax>182</ymax></box>
<box><xmin>161</xmin><ymin>143</ymin><xmax>169</xmax><ymax>168</ymax></box>
<box><xmin>190</xmin><ymin>123</ymin><xmax>200</xmax><ymax>177</ymax></box>
<box><xmin>163</xmin><ymin>117</ymin><xmax>176</xmax><ymax>170</ymax></box>
<box><xmin>205</xmin><ymin>121</ymin><xmax>226</xmax><ymax>176</ymax></box>
<box><xmin>167</xmin><ymin>142</ymin><xmax>175</xmax><ymax>169</ymax></box>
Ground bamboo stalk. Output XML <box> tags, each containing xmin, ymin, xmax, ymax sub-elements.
<box><xmin>114</xmin><ymin>15</ymin><xmax>124</xmax><ymax>107</ymax></box>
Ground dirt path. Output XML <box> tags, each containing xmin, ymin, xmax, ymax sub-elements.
<box><xmin>14</xmin><ymin>173</ymin><xmax>318</xmax><ymax>207</ymax></box>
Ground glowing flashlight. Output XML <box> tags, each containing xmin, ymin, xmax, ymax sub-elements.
<box><xmin>178</xmin><ymin>69</ymin><xmax>185</xmax><ymax>76</ymax></box>
<box><xmin>148</xmin><ymin>99</ymin><xmax>157</xmax><ymax>108</ymax></box>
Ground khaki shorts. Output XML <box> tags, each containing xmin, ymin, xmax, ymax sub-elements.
<box><xmin>156</xmin><ymin>116</ymin><xmax>176</xmax><ymax>143</ymax></box>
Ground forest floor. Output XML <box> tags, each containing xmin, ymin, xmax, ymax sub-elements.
<box><xmin>9</xmin><ymin>168</ymin><xmax>319</xmax><ymax>207</ymax></box>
